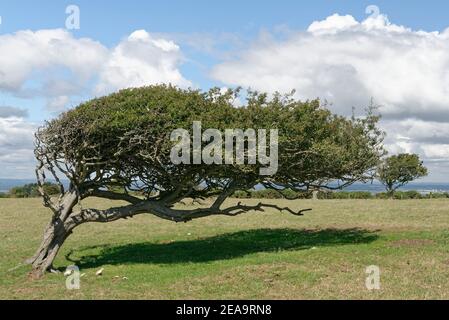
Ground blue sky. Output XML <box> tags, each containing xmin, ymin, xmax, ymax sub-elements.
<box><xmin>3</xmin><ymin>1</ymin><xmax>449</xmax><ymax>35</ymax></box>
<box><xmin>1</xmin><ymin>0</ymin><xmax>449</xmax><ymax>122</ymax></box>
<box><xmin>1</xmin><ymin>1</ymin><xmax>449</xmax><ymax>180</ymax></box>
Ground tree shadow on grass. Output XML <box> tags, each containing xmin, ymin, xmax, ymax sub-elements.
<box><xmin>65</xmin><ymin>228</ymin><xmax>378</xmax><ymax>269</ymax></box>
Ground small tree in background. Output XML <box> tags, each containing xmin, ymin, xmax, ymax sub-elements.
<box><xmin>377</xmin><ymin>153</ymin><xmax>428</xmax><ymax>198</ymax></box>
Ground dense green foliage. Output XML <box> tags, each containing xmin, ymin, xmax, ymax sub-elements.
<box><xmin>377</xmin><ymin>153</ymin><xmax>428</xmax><ymax>196</ymax></box>
<box><xmin>39</xmin><ymin>85</ymin><xmax>384</xmax><ymax>199</ymax></box>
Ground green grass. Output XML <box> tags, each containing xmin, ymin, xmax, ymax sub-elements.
<box><xmin>1</xmin><ymin>198</ymin><xmax>448</xmax><ymax>299</ymax></box>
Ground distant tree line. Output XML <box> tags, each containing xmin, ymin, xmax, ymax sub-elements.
<box><xmin>0</xmin><ymin>183</ymin><xmax>60</xmax><ymax>198</ymax></box>
<box><xmin>2</xmin><ymin>183</ymin><xmax>443</xmax><ymax>200</ymax></box>
<box><xmin>0</xmin><ymin>154</ymin><xmax>430</xmax><ymax>200</ymax></box>
<box><xmin>233</xmin><ymin>189</ymin><xmax>448</xmax><ymax>200</ymax></box>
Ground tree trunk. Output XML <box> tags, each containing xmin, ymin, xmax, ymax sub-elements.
<box><xmin>27</xmin><ymin>191</ymin><xmax>78</xmax><ymax>278</ymax></box>
<box><xmin>27</xmin><ymin>220</ymin><xmax>71</xmax><ymax>278</ymax></box>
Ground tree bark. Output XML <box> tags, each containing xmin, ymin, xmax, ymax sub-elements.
<box><xmin>27</xmin><ymin>220</ymin><xmax>72</xmax><ymax>278</ymax></box>
<box><xmin>27</xmin><ymin>191</ymin><xmax>78</xmax><ymax>278</ymax></box>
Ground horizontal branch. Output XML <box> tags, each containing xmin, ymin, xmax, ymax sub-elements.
<box><xmin>83</xmin><ymin>190</ymin><xmax>142</xmax><ymax>204</ymax></box>
<box><xmin>65</xmin><ymin>198</ymin><xmax>311</xmax><ymax>229</ymax></box>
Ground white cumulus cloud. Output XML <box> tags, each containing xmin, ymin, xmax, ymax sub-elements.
<box><xmin>0</xmin><ymin>117</ymin><xmax>36</xmax><ymax>179</ymax></box>
<box><xmin>0</xmin><ymin>29</ymin><xmax>191</xmax><ymax>178</ymax></box>
<box><xmin>0</xmin><ymin>29</ymin><xmax>107</xmax><ymax>93</ymax></box>
<box><xmin>211</xmin><ymin>14</ymin><xmax>449</xmax><ymax>120</ymax></box>
<box><xmin>95</xmin><ymin>30</ymin><xmax>191</xmax><ymax>96</ymax></box>
<box><xmin>0</xmin><ymin>29</ymin><xmax>191</xmax><ymax>111</ymax></box>
<box><xmin>210</xmin><ymin>13</ymin><xmax>449</xmax><ymax>181</ymax></box>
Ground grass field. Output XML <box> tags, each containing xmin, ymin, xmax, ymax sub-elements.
<box><xmin>0</xmin><ymin>197</ymin><xmax>448</xmax><ymax>299</ymax></box>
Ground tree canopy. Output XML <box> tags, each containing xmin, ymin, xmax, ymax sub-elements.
<box><xmin>29</xmin><ymin>85</ymin><xmax>384</xmax><ymax>277</ymax></box>
<box><xmin>377</xmin><ymin>153</ymin><xmax>428</xmax><ymax>196</ymax></box>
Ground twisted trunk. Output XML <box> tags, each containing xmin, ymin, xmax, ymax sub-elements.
<box><xmin>28</xmin><ymin>221</ymin><xmax>72</xmax><ymax>278</ymax></box>
<box><xmin>27</xmin><ymin>191</ymin><xmax>78</xmax><ymax>278</ymax></box>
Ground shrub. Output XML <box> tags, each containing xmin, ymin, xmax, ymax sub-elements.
<box><xmin>351</xmin><ymin>191</ymin><xmax>374</xmax><ymax>199</ymax></box>
<box><xmin>390</xmin><ymin>191</ymin><xmax>422</xmax><ymax>199</ymax></box>
<box><xmin>424</xmin><ymin>192</ymin><xmax>449</xmax><ymax>199</ymax></box>
<box><xmin>8</xmin><ymin>183</ymin><xmax>60</xmax><ymax>198</ymax></box>
<box><xmin>250</xmin><ymin>189</ymin><xmax>284</xmax><ymax>199</ymax></box>
<box><xmin>375</xmin><ymin>192</ymin><xmax>389</xmax><ymax>199</ymax></box>
<box><xmin>319</xmin><ymin>191</ymin><xmax>374</xmax><ymax>199</ymax></box>
<box><xmin>233</xmin><ymin>190</ymin><xmax>251</xmax><ymax>199</ymax></box>
<box><xmin>376</xmin><ymin>190</ymin><xmax>427</xmax><ymax>199</ymax></box>
<box><xmin>404</xmin><ymin>190</ymin><xmax>422</xmax><ymax>199</ymax></box>
<box><xmin>232</xmin><ymin>188</ymin><xmax>311</xmax><ymax>199</ymax></box>
<box><xmin>234</xmin><ymin>189</ymin><xmax>444</xmax><ymax>200</ymax></box>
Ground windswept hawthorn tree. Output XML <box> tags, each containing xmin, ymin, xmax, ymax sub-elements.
<box><xmin>27</xmin><ymin>85</ymin><xmax>384</xmax><ymax>277</ymax></box>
